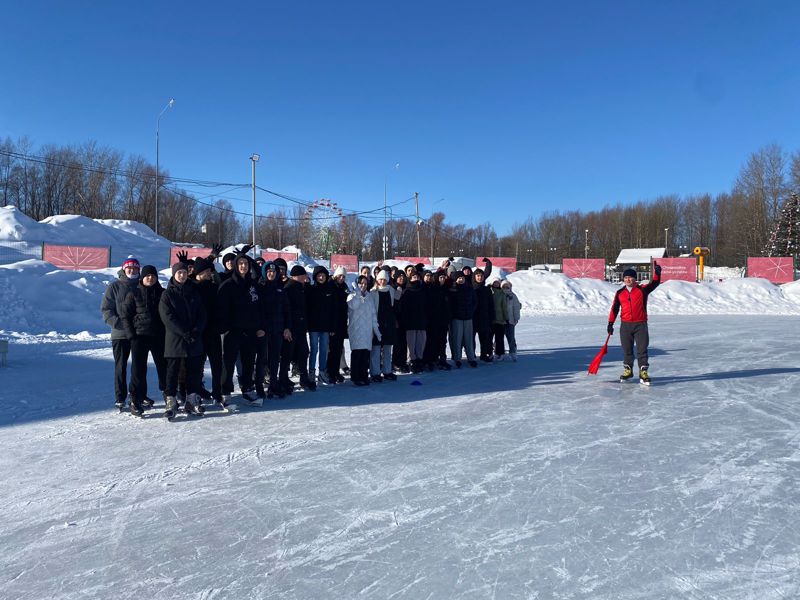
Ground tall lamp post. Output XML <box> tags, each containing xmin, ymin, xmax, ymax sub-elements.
<box><xmin>383</xmin><ymin>163</ymin><xmax>399</xmax><ymax>260</ymax></box>
<box><xmin>584</xmin><ymin>229</ymin><xmax>589</xmax><ymax>259</ymax></box>
<box><xmin>250</xmin><ymin>154</ymin><xmax>260</xmax><ymax>257</ymax></box>
<box><xmin>155</xmin><ymin>98</ymin><xmax>175</xmax><ymax>236</ymax></box>
<box><xmin>664</xmin><ymin>227</ymin><xmax>669</xmax><ymax>257</ymax></box>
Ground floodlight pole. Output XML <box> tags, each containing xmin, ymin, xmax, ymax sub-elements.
<box><xmin>155</xmin><ymin>98</ymin><xmax>174</xmax><ymax>236</ymax></box>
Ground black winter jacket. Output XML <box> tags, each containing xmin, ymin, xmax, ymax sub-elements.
<box><xmin>159</xmin><ymin>277</ymin><xmax>207</xmax><ymax>358</ymax></box>
<box><xmin>194</xmin><ymin>278</ymin><xmax>220</xmax><ymax>336</ymax></box>
<box><xmin>100</xmin><ymin>271</ymin><xmax>140</xmax><ymax>341</ymax></box>
<box><xmin>217</xmin><ymin>269</ymin><xmax>265</xmax><ymax>333</ymax></box>
<box><xmin>448</xmin><ymin>281</ymin><xmax>477</xmax><ymax>321</ymax></box>
<box><xmin>373</xmin><ymin>287</ymin><xmax>397</xmax><ymax>346</ymax></box>
<box><xmin>331</xmin><ymin>280</ymin><xmax>349</xmax><ymax>336</ymax></box>
<box><xmin>259</xmin><ymin>277</ymin><xmax>291</xmax><ymax>333</ymax></box>
<box><xmin>473</xmin><ymin>285</ymin><xmax>495</xmax><ymax>332</ymax></box>
<box><xmin>121</xmin><ymin>281</ymin><xmax>165</xmax><ymax>339</ymax></box>
<box><xmin>306</xmin><ymin>268</ymin><xmax>337</xmax><ymax>332</ymax></box>
<box><xmin>284</xmin><ymin>278</ymin><xmax>308</xmax><ymax>333</ymax></box>
<box><xmin>400</xmin><ymin>280</ymin><xmax>428</xmax><ymax>330</ymax></box>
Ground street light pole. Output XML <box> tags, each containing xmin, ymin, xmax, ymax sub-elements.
<box><xmin>585</xmin><ymin>229</ymin><xmax>589</xmax><ymax>259</ymax></box>
<box><xmin>250</xmin><ymin>154</ymin><xmax>260</xmax><ymax>257</ymax></box>
<box><xmin>664</xmin><ymin>227</ymin><xmax>669</xmax><ymax>256</ymax></box>
<box><xmin>415</xmin><ymin>191</ymin><xmax>421</xmax><ymax>257</ymax></box>
<box><xmin>155</xmin><ymin>98</ymin><xmax>174</xmax><ymax>237</ymax></box>
<box><xmin>383</xmin><ymin>163</ymin><xmax>399</xmax><ymax>261</ymax></box>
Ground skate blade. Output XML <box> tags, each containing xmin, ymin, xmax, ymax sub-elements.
<box><xmin>639</xmin><ymin>379</ymin><xmax>651</xmax><ymax>386</ymax></box>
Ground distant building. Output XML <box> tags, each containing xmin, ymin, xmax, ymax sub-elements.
<box><xmin>613</xmin><ymin>248</ymin><xmax>666</xmax><ymax>281</ymax></box>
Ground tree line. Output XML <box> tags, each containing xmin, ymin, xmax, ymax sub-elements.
<box><xmin>1</xmin><ymin>137</ymin><xmax>796</xmax><ymax>266</ymax></box>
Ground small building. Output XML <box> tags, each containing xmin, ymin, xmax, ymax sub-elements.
<box><xmin>613</xmin><ymin>248</ymin><xmax>666</xmax><ymax>281</ymax></box>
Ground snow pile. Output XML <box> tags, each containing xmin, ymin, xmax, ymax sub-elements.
<box><xmin>507</xmin><ymin>270</ymin><xmax>800</xmax><ymax>316</ymax></box>
<box><xmin>1</xmin><ymin>208</ymin><xmax>799</xmax><ymax>335</ymax></box>
<box><xmin>0</xmin><ymin>260</ymin><xmax>153</xmax><ymax>337</ymax></box>
<box><xmin>0</xmin><ymin>205</ymin><xmax>172</xmax><ymax>267</ymax></box>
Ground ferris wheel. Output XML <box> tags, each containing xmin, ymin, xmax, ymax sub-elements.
<box><xmin>304</xmin><ymin>198</ymin><xmax>345</xmax><ymax>257</ymax></box>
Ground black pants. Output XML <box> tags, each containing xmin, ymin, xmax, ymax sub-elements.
<box><xmin>221</xmin><ymin>329</ymin><xmax>258</xmax><ymax>395</ymax></box>
<box><xmin>112</xmin><ymin>338</ymin><xmax>132</xmax><ymax>403</ymax></box>
<box><xmin>327</xmin><ymin>332</ymin><xmax>345</xmax><ymax>379</ymax></box>
<box><xmin>281</xmin><ymin>328</ymin><xmax>309</xmax><ymax>386</ymax></box>
<box><xmin>165</xmin><ymin>355</ymin><xmax>204</xmax><ymax>397</ymax></box>
<box><xmin>393</xmin><ymin>326</ymin><xmax>408</xmax><ymax>368</ymax></box>
<box><xmin>350</xmin><ymin>349</ymin><xmax>370</xmax><ymax>383</ymax></box>
<box><xmin>620</xmin><ymin>321</ymin><xmax>650</xmax><ymax>369</ymax></box>
<box><xmin>202</xmin><ymin>331</ymin><xmax>223</xmax><ymax>398</ymax></box>
<box><xmin>129</xmin><ymin>335</ymin><xmax>166</xmax><ymax>401</ymax></box>
<box><xmin>434</xmin><ymin>325</ymin><xmax>449</xmax><ymax>362</ymax></box>
<box><xmin>475</xmin><ymin>327</ymin><xmax>493</xmax><ymax>359</ymax></box>
<box><xmin>256</xmin><ymin>330</ymin><xmax>283</xmax><ymax>392</ymax></box>
<box><xmin>492</xmin><ymin>323</ymin><xmax>506</xmax><ymax>356</ymax></box>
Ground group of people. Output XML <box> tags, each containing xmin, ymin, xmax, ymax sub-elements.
<box><xmin>100</xmin><ymin>246</ymin><xmax>523</xmax><ymax>419</ymax></box>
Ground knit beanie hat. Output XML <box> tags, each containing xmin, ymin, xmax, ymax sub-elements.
<box><xmin>141</xmin><ymin>265</ymin><xmax>158</xmax><ymax>278</ymax></box>
<box><xmin>290</xmin><ymin>265</ymin><xmax>307</xmax><ymax>277</ymax></box>
<box><xmin>222</xmin><ymin>252</ymin><xmax>236</xmax><ymax>266</ymax></box>
<box><xmin>122</xmin><ymin>256</ymin><xmax>140</xmax><ymax>269</ymax></box>
<box><xmin>333</xmin><ymin>265</ymin><xmax>347</xmax><ymax>278</ymax></box>
<box><xmin>376</xmin><ymin>270</ymin><xmax>389</xmax><ymax>282</ymax></box>
<box><xmin>172</xmin><ymin>262</ymin><xmax>188</xmax><ymax>275</ymax></box>
<box><xmin>193</xmin><ymin>257</ymin><xmax>213</xmax><ymax>274</ymax></box>
<box><xmin>622</xmin><ymin>268</ymin><xmax>637</xmax><ymax>279</ymax></box>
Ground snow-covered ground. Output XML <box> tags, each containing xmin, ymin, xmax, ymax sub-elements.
<box><xmin>2</xmin><ymin>316</ymin><xmax>800</xmax><ymax>599</ymax></box>
<box><xmin>2</xmin><ymin>208</ymin><xmax>800</xmax><ymax>598</ymax></box>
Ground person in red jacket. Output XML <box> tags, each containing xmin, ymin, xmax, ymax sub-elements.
<box><xmin>607</xmin><ymin>263</ymin><xmax>661</xmax><ymax>383</ymax></box>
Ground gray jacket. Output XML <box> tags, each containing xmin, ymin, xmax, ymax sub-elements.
<box><xmin>100</xmin><ymin>271</ymin><xmax>139</xmax><ymax>340</ymax></box>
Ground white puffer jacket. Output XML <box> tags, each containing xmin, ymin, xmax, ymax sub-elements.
<box><xmin>504</xmin><ymin>289</ymin><xmax>521</xmax><ymax>325</ymax></box>
<box><xmin>347</xmin><ymin>290</ymin><xmax>381</xmax><ymax>350</ymax></box>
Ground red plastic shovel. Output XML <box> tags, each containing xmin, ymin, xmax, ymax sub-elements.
<box><xmin>588</xmin><ymin>333</ymin><xmax>612</xmax><ymax>375</ymax></box>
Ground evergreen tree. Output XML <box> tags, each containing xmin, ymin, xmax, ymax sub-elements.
<box><xmin>763</xmin><ymin>193</ymin><xmax>800</xmax><ymax>257</ymax></box>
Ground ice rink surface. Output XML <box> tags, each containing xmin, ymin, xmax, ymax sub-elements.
<box><xmin>2</xmin><ymin>315</ymin><xmax>799</xmax><ymax>599</ymax></box>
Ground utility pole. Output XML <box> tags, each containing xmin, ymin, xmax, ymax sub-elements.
<box><xmin>415</xmin><ymin>191</ymin><xmax>421</xmax><ymax>257</ymax></box>
<box><xmin>250</xmin><ymin>154</ymin><xmax>260</xmax><ymax>257</ymax></box>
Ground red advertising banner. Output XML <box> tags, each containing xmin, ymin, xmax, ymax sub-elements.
<box><xmin>562</xmin><ymin>258</ymin><xmax>606</xmax><ymax>279</ymax></box>
<box><xmin>747</xmin><ymin>256</ymin><xmax>795</xmax><ymax>284</ymax></box>
<box><xmin>476</xmin><ymin>256</ymin><xmax>517</xmax><ymax>272</ymax></box>
<box><xmin>261</xmin><ymin>250</ymin><xmax>299</xmax><ymax>263</ymax></box>
<box><xmin>651</xmin><ymin>257</ymin><xmax>696</xmax><ymax>282</ymax></box>
<box><xmin>169</xmin><ymin>246</ymin><xmax>214</xmax><ymax>266</ymax></box>
<box><xmin>43</xmin><ymin>243</ymin><xmax>110</xmax><ymax>270</ymax></box>
<box><xmin>394</xmin><ymin>256</ymin><xmax>432</xmax><ymax>265</ymax></box>
<box><xmin>330</xmin><ymin>253</ymin><xmax>359</xmax><ymax>272</ymax></box>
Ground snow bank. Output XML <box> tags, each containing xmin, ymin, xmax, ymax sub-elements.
<box><xmin>1</xmin><ymin>208</ymin><xmax>799</xmax><ymax>335</ymax></box>
<box><xmin>507</xmin><ymin>270</ymin><xmax>800</xmax><ymax>316</ymax></box>
<box><xmin>1</xmin><ymin>206</ymin><xmax>172</xmax><ymax>268</ymax></box>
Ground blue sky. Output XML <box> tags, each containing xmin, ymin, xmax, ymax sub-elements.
<box><xmin>2</xmin><ymin>1</ymin><xmax>799</xmax><ymax>234</ymax></box>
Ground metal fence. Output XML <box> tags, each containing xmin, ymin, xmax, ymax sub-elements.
<box><xmin>0</xmin><ymin>241</ymin><xmax>43</xmax><ymax>264</ymax></box>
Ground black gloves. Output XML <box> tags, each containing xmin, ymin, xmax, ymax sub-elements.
<box><xmin>183</xmin><ymin>333</ymin><xmax>195</xmax><ymax>344</ymax></box>
<box><xmin>239</xmin><ymin>243</ymin><xmax>253</xmax><ymax>256</ymax></box>
<box><xmin>607</xmin><ymin>322</ymin><xmax>614</xmax><ymax>335</ymax></box>
<box><xmin>176</xmin><ymin>250</ymin><xmax>189</xmax><ymax>264</ymax></box>
<box><xmin>482</xmin><ymin>257</ymin><xmax>489</xmax><ymax>263</ymax></box>
<box><xmin>654</xmin><ymin>264</ymin><xmax>662</xmax><ymax>276</ymax></box>
<box><xmin>210</xmin><ymin>243</ymin><xmax>223</xmax><ymax>258</ymax></box>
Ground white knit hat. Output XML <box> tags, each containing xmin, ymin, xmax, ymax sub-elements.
<box><xmin>333</xmin><ymin>265</ymin><xmax>347</xmax><ymax>278</ymax></box>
